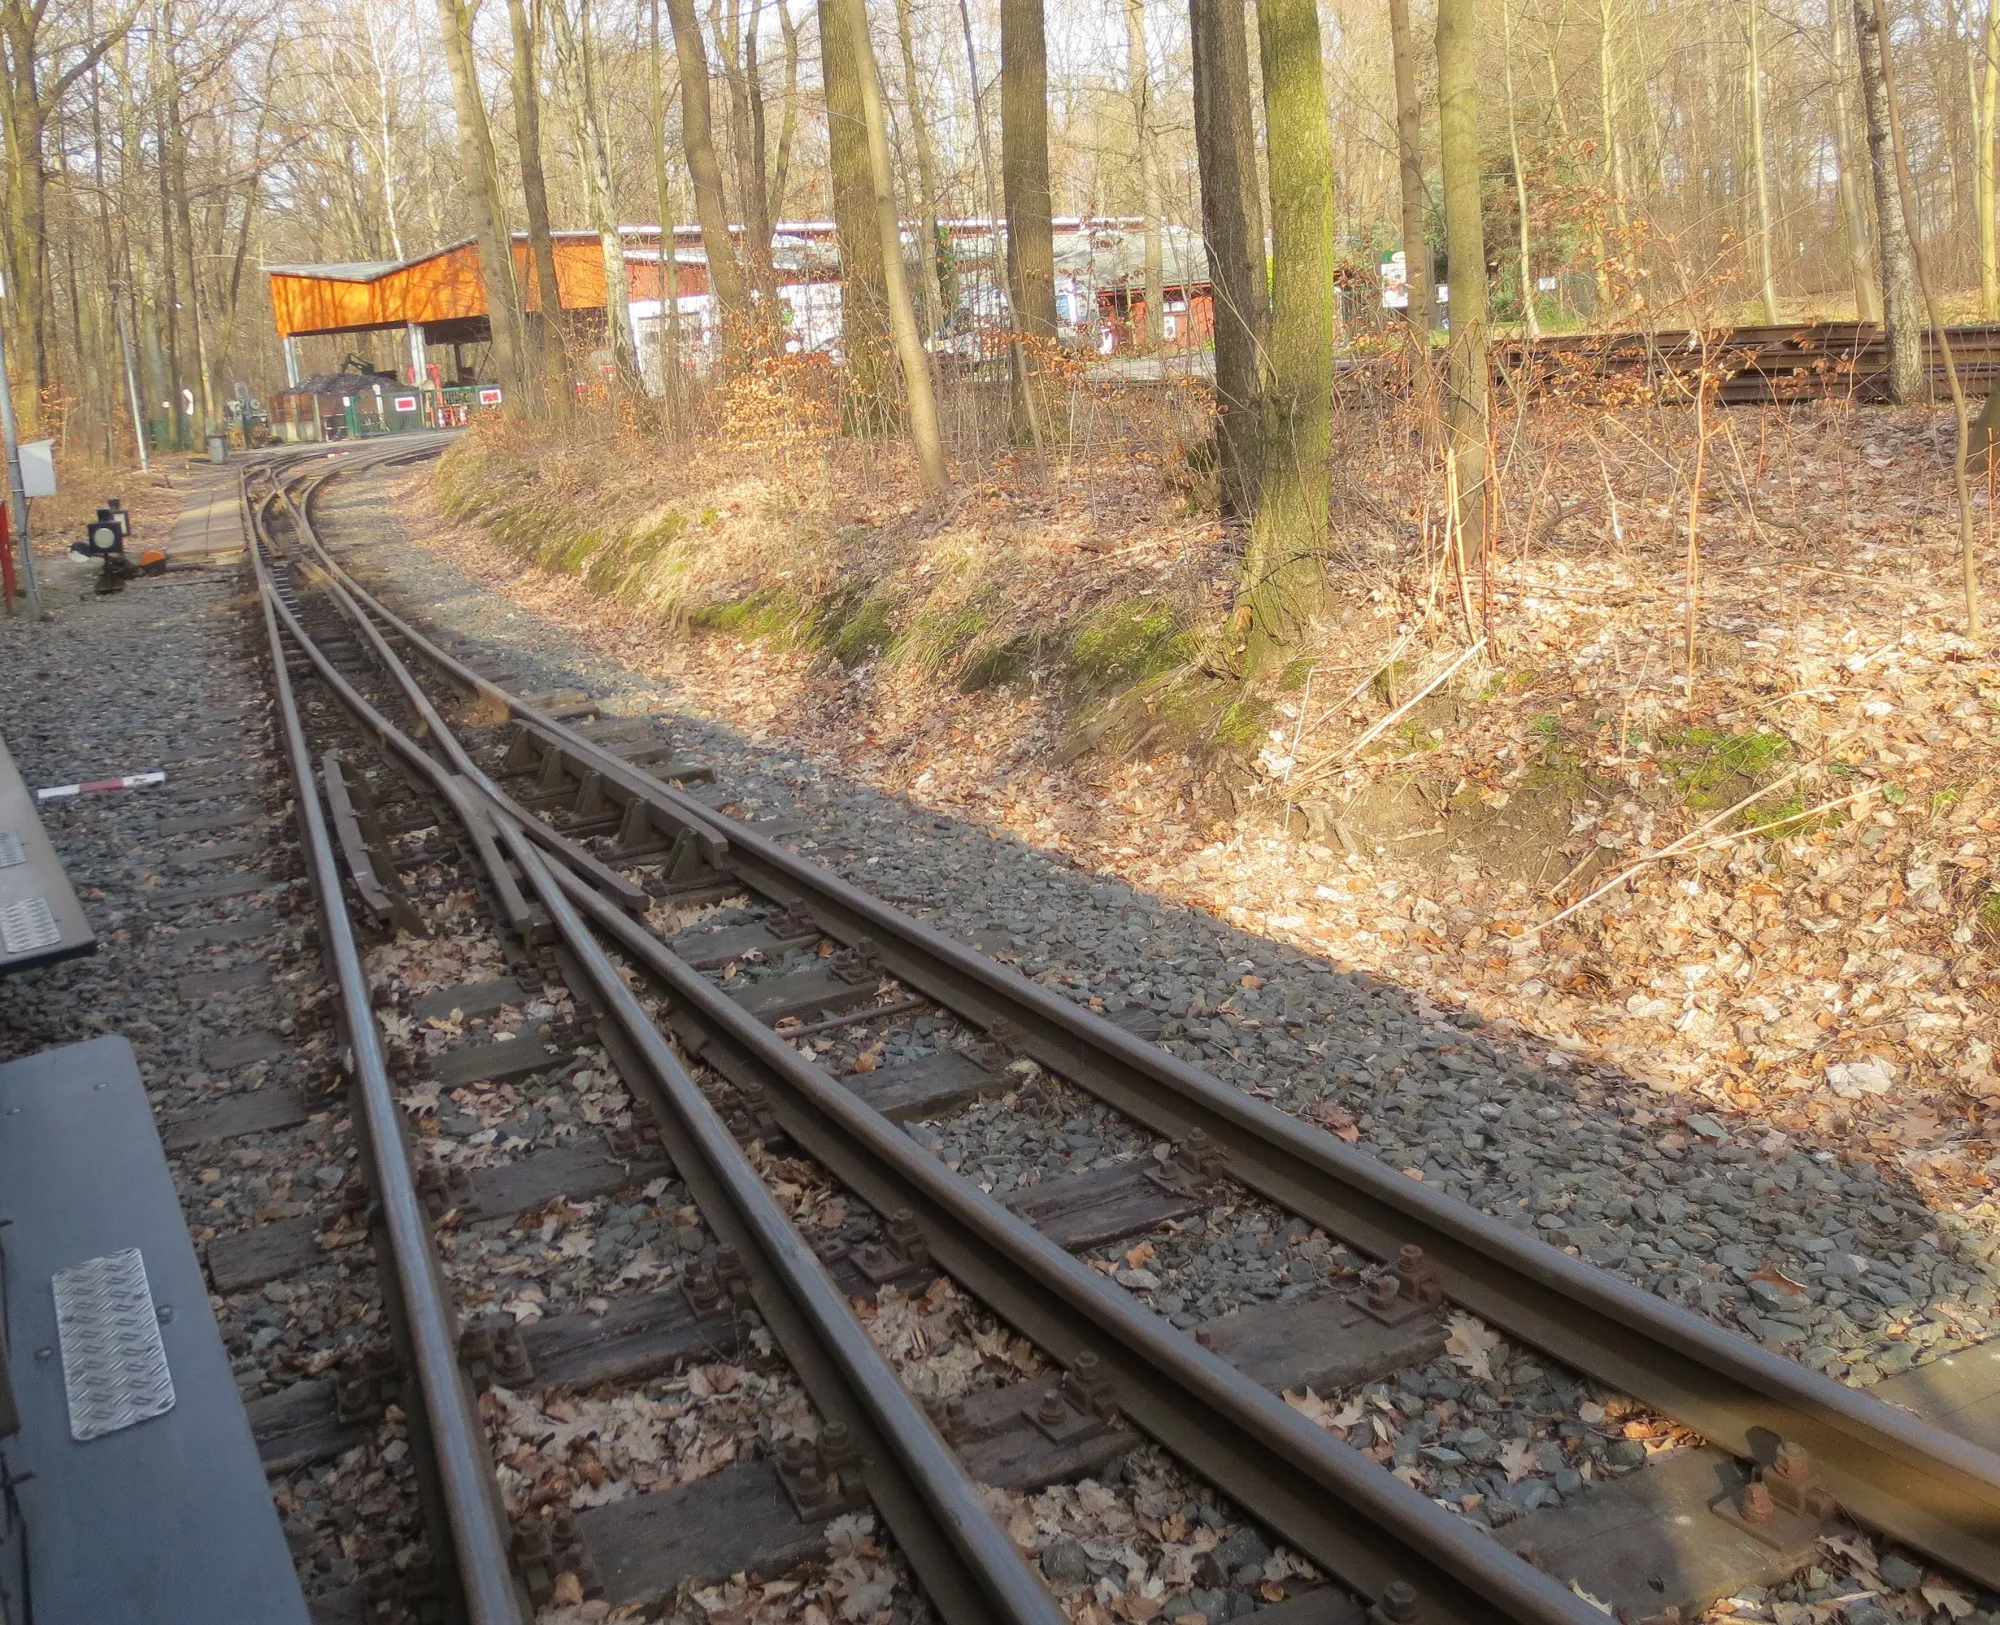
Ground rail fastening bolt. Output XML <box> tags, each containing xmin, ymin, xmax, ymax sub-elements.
<box><xmin>1771</xmin><ymin>1441</ymin><xmax>1811</xmax><ymax>1480</ymax></box>
<box><xmin>1740</xmin><ymin>1480</ymin><xmax>1775</xmax><ymax>1524</ymax></box>
<box><xmin>1378</xmin><ymin>1580</ymin><xmax>1422</xmax><ymax>1621</ymax></box>
<box><xmin>1038</xmin><ymin>1389</ymin><xmax>1069</xmax><ymax>1425</ymax></box>
<box><xmin>1367</xmin><ymin>1274</ymin><xmax>1402</xmax><ymax>1309</ymax></box>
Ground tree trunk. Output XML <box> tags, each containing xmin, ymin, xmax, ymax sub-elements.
<box><xmin>1829</xmin><ymin>0</ymin><xmax>1882</xmax><ymax>322</ymax></box>
<box><xmin>1238</xmin><ymin>0</ymin><xmax>1335</xmax><ymax>665</ymax></box>
<box><xmin>819</xmin><ymin>0</ymin><xmax>893</xmax><ymax>428</ymax></box>
<box><xmin>715</xmin><ymin>0</ymin><xmax>780</xmax><ymax>305</ymax></box>
<box><xmin>1977</xmin><ymin>0</ymin><xmax>1999</xmax><ymax>318</ymax></box>
<box><xmin>892</xmin><ymin>0</ymin><xmax>946</xmax><ymax>334</ymax></box>
<box><xmin>651</xmin><ymin>0</ymin><xmax>685</xmax><ymax>421</ymax></box>
<box><xmin>1002</xmin><ymin>0</ymin><xmax>1058</xmax><ymax>439</ymax></box>
<box><xmin>771</xmin><ymin>0</ymin><xmax>803</xmax><ymax>220</ymax></box>
<box><xmin>1438</xmin><ymin>0</ymin><xmax>1488</xmax><ymax>564</ymax></box>
<box><xmin>837</xmin><ymin>0</ymin><xmax>949</xmax><ymax>492</ymax></box>
<box><xmin>1501</xmin><ymin>0</ymin><xmax>1537</xmax><ymax>340</ymax></box>
<box><xmin>1125</xmin><ymin>0</ymin><xmax>1163</xmax><ymax>348</ymax></box>
<box><xmin>665</xmin><ymin>0</ymin><xmax>750</xmax><ymax>344</ymax></box>
<box><xmin>1853</xmin><ymin>0</ymin><xmax>1922</xmax><ymax>402</ymax></box>
<box><xmin>1387</xmin><ymin>0</ymin><xmax>1434</xmax><ymax>341</ymax></box>
<box><xmin>434</xmin><ymin>0</ymin><xmax>526</xmax><ymax>392</ymax></box>
<box><xmin>1188</xmin><ymin>0</ymin><xmax>1266</xmax><ymax>517</ymax></box>
<box><xmin>507</xmin><ymin>0</ymin><xmax>567</xmax><ymax>388</ymax></box>
<box><xmin>551</xmin><ymin>0</ymin><xmax>638</xmax><ymax>380</ymax></box>
<box><xmin>1745</xmin><ymin>0</ymin><xmax>1779</xmax><ymax>322</ymax></box>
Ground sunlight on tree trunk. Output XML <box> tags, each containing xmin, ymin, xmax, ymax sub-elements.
<box><xmin>1828</xmin><ymin>0</ymin><xmax>1882</xmax><ymax>323</ymax></box>
<box><xmin>820</xmin><ymin>0</ymin><xmax>894</xmax><ymax>429</ymax></box>
<box><xmin>1745</xmin><ymin>0</ymin><xmax>1779</xmax><ymax>323</ymax></box>
<box><xmin>1189</xmin><ymin>0</ymin><xmax>1266</xmax><ymax>518</ymax></box>
<box><xmin>838</xmin><ymin>0</ymin><xmax>949</xmax><ymax>493</ymax></box>
<box><xmin>1853</xmin><ymin>0</ymin><xmax>1921</xmax><ymax>402</ymax></box>
<box><xmin>1002</xmin><ymin>0</ymin><xmax>1058</xmax><ymax>441</ymax></box>
<box><xmin>1237</xmin><ymin>0</ymin><xmax>1334</xmax><ymax>668</ymax></box>
<box><xmin>1438</xmin><ymin>0</ymin><xmax>1488</xmax><ymax>565</ymax></box>
<box><xmin>1387</xmin><ymin>0</ymin><xmax>1434</xmax><ymax>343</ymax></box>
<box><xmin>892</xmin><ymin>0</ymin><xmax>947</xmax><ymax>337</ymax></box>
<box><xmin>650</xmin><ymin>0</ymin><xmax>685</xmax><ymax>428</ymax></box>
<box><xmin>434</xmin><ymin>0</ymin><xmax>525</xmax><ymax>393</ymax></box>
<box><xmin>1502</xmin><ymin>0</ymin><xmax>1538</xmax><ymax>341</ymax></box>
<box><xmin>666</xmin><ymin>0</ymin><xmax>749</xmax><ymax>345</ymax></box>
<box><xmin>1126</xmin><ymin>0</ymin><xmax>1164</xmax><ymax>348</ymax></box>
<box><xmin>506</xmin><ymin>0</ymin><xmax>565</xmax><ymax>399</ymax></box>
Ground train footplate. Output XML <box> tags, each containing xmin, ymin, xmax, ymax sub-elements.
<box><xmin>0</xmin><ymin>1035</ymin><xmax>309</xmax><ymax>1625</ymax></box>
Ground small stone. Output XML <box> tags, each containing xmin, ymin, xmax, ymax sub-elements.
<box><xmin>1876</xmin><ymin>1553</ymin><xmax>1923</xmax><ymax>1591</ymax></box>
<box><xmin>1607</xmin><ymin>1439</ymin><xmax>1649</xmax><ymax>1468</ymax></box>
<box><xmin>1040</xmin><ymin>1538</ymin><xmax>1090</xmax><ymax>1584</ymax></box>
<box><xmin>1455</xmin><ymin>1427</ymin><xmax>1497</xmax><ymax>1465</ymax></box>
<box><xmin>1116</xmin><ymin>1268</ymin><xmax>1162</xmax><ymax>1290</ymax></box>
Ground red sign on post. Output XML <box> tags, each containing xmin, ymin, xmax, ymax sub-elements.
<box><xmin>392</xmin><ymin>394</ymin><xmax>418</xmax><ymax>413</ymax></box>
<box><xmin>477</xmin><ymin>387</ymin><xmax>503</xmax><ymax>407</ymax></box>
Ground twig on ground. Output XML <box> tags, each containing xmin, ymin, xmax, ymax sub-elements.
<box><xmin>1528</xmin><ymin>766</ymin><xmax>1805</xmax><ymax>934</ymax></box>
<box><xmin>1293</xmin><ymin>639</ymin><xmax>1486</xmax><ymax>789</ymax></box>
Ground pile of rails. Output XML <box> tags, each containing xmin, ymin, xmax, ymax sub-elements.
<box><xmin>1492</xmin><ymin>321</ymin><xmax>2000</xmax><ymax>406</ymax></box>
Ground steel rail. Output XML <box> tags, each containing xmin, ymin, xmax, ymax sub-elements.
<box><xmin>273</xmin><ymin>453</ymin><xmax>1608</xmax><ymax>1625</ymax></box>
<box><xmin>245</xmin><ymin>471</ymin><xmax>533</xmax><ymax>1625</ymax></box>
<box><xmin>285</xmin><ymin>454</ymin><xmax>2000</xmax><ymax>1589</ymax></box>
<box><xmin>547</xmin><ymin>861</ymin><xmax>1605</xmax><ymax>1625</ymax></box>
<box><xmin>252</xmin><ymin>461</ymin><xmax>1072</xmax><ymax>1625</ymax></box>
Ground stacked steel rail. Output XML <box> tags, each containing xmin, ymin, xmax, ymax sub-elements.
<box><xmin>255</xmin><ymin>442</ymin><xmax>2000</xmax><ymax>1625</ymax></box>
<box><xmin>1490</xmin><ymin>320</ymin><xmax>2000</xmax><ymax>406</ymax></box>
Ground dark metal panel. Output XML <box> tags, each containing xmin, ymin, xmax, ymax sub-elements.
<box><xmin>0</xmin><ymin>734</ymin><xmax>95</xmax><ymax>975</ymax></box>
<box><xmin>0</xmin><ymin>1036</ymin><xmax>308</xmax><ymax>1625</ymax></box>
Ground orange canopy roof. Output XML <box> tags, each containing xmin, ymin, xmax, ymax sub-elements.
<box><xmin>267</xmin><ymin>234</ymin><xmax>683</xmax><ymax>339</ymax></box>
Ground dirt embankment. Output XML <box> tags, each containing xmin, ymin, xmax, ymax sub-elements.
<box><xmin>402</xmin><ymin>398</ymin><xmax>2000</xmax><ymax>1228</ymax></box>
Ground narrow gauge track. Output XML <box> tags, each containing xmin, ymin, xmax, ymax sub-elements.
<box><xmin>252</xmin><ymin>441</ymin><xmax>2000</xmax><ymax>1625</ymax></box>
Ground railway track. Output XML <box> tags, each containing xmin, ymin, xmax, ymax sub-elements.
<box><xmin>234</xmin><ymin>439</ymin><xmax>2000</xmax><ymax>1625</ymax></box>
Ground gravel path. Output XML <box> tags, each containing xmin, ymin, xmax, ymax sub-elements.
<box><xmin>0</xmin><ymin>528</ymin><xmax>427</xmax><ymax>1606</ymax></box>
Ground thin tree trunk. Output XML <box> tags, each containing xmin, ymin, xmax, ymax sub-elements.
<box><xmin>1387</xmin><ymin>0</ymin><xmax>1434</xmax><ymax>340</ymax></box>
<box><xmin>1978</xmin><ymin>0</ymin><xmax>1999</xmax><ymax>318</ymax></box>
<box><xmin>771</xmin><ymin>0</ymin><xmax>802</xmax><ymax>218</ymax></box>
<box><xmin>1125</xmin><ymin>0</ymin><xmax>1163</xmax><ymax>347</ymax></box>
<box><xmin>1830</xmin><ymin>0</ymin><xmax>1882</xmax><ymax>321</ymax></box>
<box><xmin>1439</xmin><ymin>0</ymin><xmax>1488</xmax><ymax>564</ymax></box>
<box><xmin>1746</xmin><ymin>0</ymin><xmax>1779</xmax><ymax>322</ymax></box>
<box><xmin>1001</xmin><ymin>0</ymin><xmax>1058</xmax><ymax>439</ymax></box>
<box><xmin>1501</xmin><ymin>0</ymin><xmax>1537</xmax><ymax>340</ymax></box>
<box><xmin>1238</xmin><ymin>0</ymin><xmax>1335</xmax><ymax>664</ymax></box>
<box><xmin>715</xmin><ymin>0</ymin><xmax>780</xmax><ymax>303</ymax></box>
<box><xmin>892</xmin><ymin>0</ymin><xmax>945</xmax><ymax>334</ymax></box>
<box><xmin>820</xmin><ymin>0</ymin><xmax>893</xmax><ymax>426</ymax></box>
<box><xmin>665</xmin><ymin>0</ymin><xmax>750</xmax><ymax>344</ymax></box>
<box><xmin>837</xmin><ymin>0</ymin><xmax>948</xmax><ymax>492</ymax></box>
<box><xmin>434</xmin><ymin>0</ymin><xmax>526</xmax><ymax>392</ymax></box>
<box><xmin>551</xmin><ymin>0</ymin><xmax>637</xmax><ymax>380</ymax></box>
<box><xmin>1188</xmin><ymin>0</ymin><xmax>1265</xmax><ymax>516</ymax></box>
<box><xmin>507</xmin><ymin>0</ymin><xmax>566</xmax><ymax>389</ymax></box>
<box><xmin>651</xmin><ymin>0</ymin><xmax>685</xmax><ymax>422</ymax></box>
<box><xmin>1853</xmin><ymin>0</ymin><xmax>1923</xmax><ymax>401</ymax></box>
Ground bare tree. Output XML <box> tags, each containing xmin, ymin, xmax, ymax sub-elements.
<box><xmin>505</xmin><ymin>0</ymin><xmax>567</xmax><ymax>387</ymax></box>
<box><xmin>666</xmin><ymin>0</ymin><xmax>750</xmax><ymax>342</ymax></box>
<box><xmin>1001</xmin><ymin>0</ymin><xmax>1057</xmax><ymax>439</ymax></box>
<box><xmin>837</xmin><ymin>0</ymin><xmax>947</xmax><ymax>490</ymax></box>
<box><xmin>1189</xmin><ymin>0</ymin><xmax>1264</xmax><ymax>517</ymax></box>
<box><xmin>1438</xmin><ymin>0</ymin><xmax>1487</xmax><ymax>562</ymax></box>
<box><xmin>1386</xmin><ymin>0</ymin><xmax>1433</xmax><ymax>341</ymax></box>
<box><xmin>434</xmin><ymin>0</ymin><xmax>527</xmax><ymax>391</ymax></box>
<box><xmin>1852</xmin><ymin>0</ymin><xmax>1921</xmax><ymax>401</ymax></box>
<box><xmin>1238</xmin><ymin>0</ymin><xmax>1335</xmax><ymax>664</ymax></box>
<box><xmin>1126</xmin><ymin>0</ymin><xmax>1163</xmax><ymax>348</ymax></box>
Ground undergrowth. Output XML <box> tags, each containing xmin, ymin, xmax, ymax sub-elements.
<box><xmin>433</xmin><ymin>428</ymin><xmax>1254</xmax><ymax>769</ymax></box>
